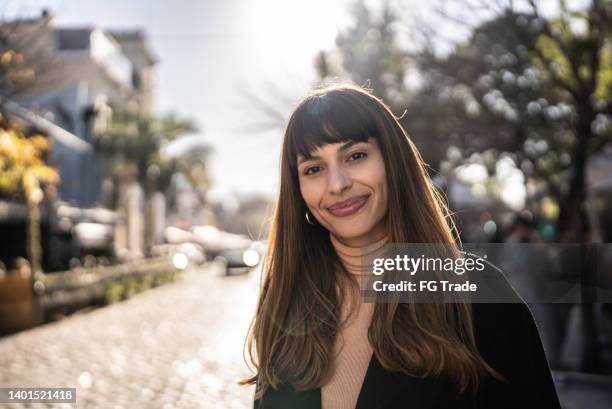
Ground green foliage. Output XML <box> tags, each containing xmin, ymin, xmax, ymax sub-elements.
<box><xmin>98</xmin><ymin>104</ymin><xmax>206</xmax><ymax>193</ymax></box>
<box><xmin>0</xmin><ymin>14</ymin><xmax>56</xmax><ymax>99</ymax></box>
<box><xmin>0</xmin><ymin>50</ymin><xmax>35</xmax><ymax>96</ymax></box>
<box><xmin>100</xmin><ymin>105</ymin><xmax>196</xmax><ymax>160</ymax></box>
<box><xmin>0</xmin><ymin>122</ymin><xmax>59</xmax><ymax>202</ymax></box>
<box><xmin>0</xmin><ymin>118</ymin><xmax>59</xmax><ymax>273</ymax></box>
<box><xmin>103</xmin><ymin>270</ymin><xmax>177</xmax><ymax>304</ymax></box>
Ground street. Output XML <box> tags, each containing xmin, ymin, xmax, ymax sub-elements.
<box><xmin>2</xmin><ymin>262</ymin><xmax>612</xmax><ymax>409</ymax></box>
<box><xmin>0</xmin><ymin>263</ymin><xmax>260</xmax><ymax>409</ymax></box>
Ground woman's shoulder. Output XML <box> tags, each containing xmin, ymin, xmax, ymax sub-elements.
<box><xmin>469</xmin><ymin>301</ymin><xmax>561</xmax><ymax>408</ymax></box>
<box><xmin>471</xmin><ymin>301</ymin><xmax>534</xmax><ymax>331</ymax></box>
<box><xmin>466</xmin><ymin>258</ymin><xmax>556</xmax><ymax>378</ymax></box>
<box><xmin>468</xmin><ymin>257</ymin><xmax>539</xmax><ymax>351</ymax></box>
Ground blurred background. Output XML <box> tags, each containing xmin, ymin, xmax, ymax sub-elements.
<box><xmin>0</xmin><ymin>0</ymin><xmax>611</xmax><ymax>408</ymax></box>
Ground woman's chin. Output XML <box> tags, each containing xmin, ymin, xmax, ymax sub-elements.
<box><xmin>329</xmin><ymin>226</ymin><xmax>371</xmax><ymax>243</ymax></box>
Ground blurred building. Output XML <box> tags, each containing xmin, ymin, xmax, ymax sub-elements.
<box><xmin>1</xmin><ymin>10</ymin><xmax>159</xmax><ymax>264</ymax></box>
<box><xmin>8</xmin><ymin>12</ymin><xmax>156</xmax><ymax>206</ymax></box>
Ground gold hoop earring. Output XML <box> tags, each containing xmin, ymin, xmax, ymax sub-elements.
<box><xmin>305</xmin><ymin>210</ymin><xmax>315</xmax><ymax>225</ymax></box>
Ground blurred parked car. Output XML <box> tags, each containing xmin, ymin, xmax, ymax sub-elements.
<box><xmin>214</xmin><ymin>240</ymin><xmax>265</xmax><ymax>275</ymax></box>
<box><xmin>150</xmin><ymin>241</ymin><xmax>205</xmax><ymax>270</ymax></box>
<box><xmin>162</xmin><ymin>225</ymin><xmax>266</xmax><ymax>274</ymax></box>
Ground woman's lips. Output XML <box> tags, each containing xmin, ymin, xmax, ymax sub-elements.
<box><xmin>327</xmin><ymin>195</ymin><xmax>369</xmax><ymax>217</ymax></box>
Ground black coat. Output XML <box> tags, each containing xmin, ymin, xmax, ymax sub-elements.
<box><xmin>253</xmin><ymin>300</ymin><xmax>561</xmax><ymax>409</ymax></box>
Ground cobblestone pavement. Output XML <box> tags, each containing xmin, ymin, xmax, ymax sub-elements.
<box><xmin>0</xmin><ymin>263</ymin><xmax>261</xmax><ymax>409</ymax></box>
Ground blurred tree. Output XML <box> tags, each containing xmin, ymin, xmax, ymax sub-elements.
<box><xmin>100</xmin><ymin>105</ymin><xmax>201</xmax><ymax>194</ymax></box>
<box><xmin>313</xmin><ymin>50</ymin><xmax>341</xmax><ymax>81</ymax></box>
<box><xmin>240</xmin><ymin>82</ymin><xmax>302</xmax><ymax>132</ymax></box>
<box><xmin>0</xmin><ymin>10</ymin><xmax>57</xmax><ymax>101</ymax></box>
<box><xmin>405</xmin><ymin>9</ymin><xmax>547</xmax><ymax>189</ymax></box>
<box><xmin>415</xmin><ymin>0</ymin><xmax>612</xmax><ymax>242</ymax></box>
<box><xmin>318</xmin><ymin>0</ymin><xmax>409</xmax><ymax>108</ymax></box>
<box><xmin>0</xmin><ymin>118</ymin><xmax>59</xmax><ymax>275</ymax></box>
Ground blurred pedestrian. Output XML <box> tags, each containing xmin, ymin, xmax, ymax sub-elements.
<box><xmin>500</xmin><ymin>212</ymin><xmax>575</xmax><ymax>371</ymax></box>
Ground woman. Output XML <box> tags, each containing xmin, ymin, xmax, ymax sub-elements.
<box><xmin>240</xmin><ymin>84</ymin><xmax>561</xmax><ymax>409</ymax></box>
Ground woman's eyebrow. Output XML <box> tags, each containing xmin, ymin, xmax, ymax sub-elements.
<box><xmin>297</xmin><ymin>154</ymin><xmax>314</xmax><ymax>166</ymax></box>
<box><xmin>297</xmin><ymin>140</ymin><xmax>365</xmax><ymax>165</ymax></box>
<box><xmin>338</xmin><ymin>140</ymin><xmax>363</xmax><ymax>153</ymax></box>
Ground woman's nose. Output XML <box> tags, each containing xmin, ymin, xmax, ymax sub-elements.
<box><xmin>327</xmin><ymin>165</ymin><xmax>352</xmax><ymax>195</ymax></box>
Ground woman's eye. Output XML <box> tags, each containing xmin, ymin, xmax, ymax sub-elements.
<box><xmin>304</xmin><ymin>166</ymin><xmax>322</xmax><ymax>176</ymax></box>
<box><xmin>348</xmin><ymin>151</ymin><xmax>368</xmax><ymax>161</ymax></box>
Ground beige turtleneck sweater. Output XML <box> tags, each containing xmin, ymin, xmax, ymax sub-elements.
<box><xmin>322</xmin><ymin>232</ymin><xmax>390</xmax><ymax>409</ymax></box>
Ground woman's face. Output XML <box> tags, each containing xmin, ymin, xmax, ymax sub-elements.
<box><xmin>297</xmin><ymin>137</ymin><xmax>388</xmax><ymax>247</ymax></box>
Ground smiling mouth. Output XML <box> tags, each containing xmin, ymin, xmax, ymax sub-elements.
<box><xmin>327</xmin><ymin>195</ymin><xmax>369</xmax><ymax>217</ymax></box>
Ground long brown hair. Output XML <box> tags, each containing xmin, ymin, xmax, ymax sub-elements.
<box><xmin>240</xmin><ymin>83</ymin><xmax>502</xmax><ymax>399</ymax></box>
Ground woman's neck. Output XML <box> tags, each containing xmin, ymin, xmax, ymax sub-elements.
<box><xmin>330</xmin><ymin>231</ymin><xmax>390</xmax><ymax>275</ymax></box>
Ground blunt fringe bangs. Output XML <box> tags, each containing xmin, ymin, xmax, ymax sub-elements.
<box><xmin>285</xmin><ymin>87</ymin><xmax>382</xmax><ymax>175</ymax></box>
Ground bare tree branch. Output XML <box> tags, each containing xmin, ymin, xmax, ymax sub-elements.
<box><xmin>239</xmin><ymin>84</ymin><xmax>296</xmax><ymax>132</ymax></box>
